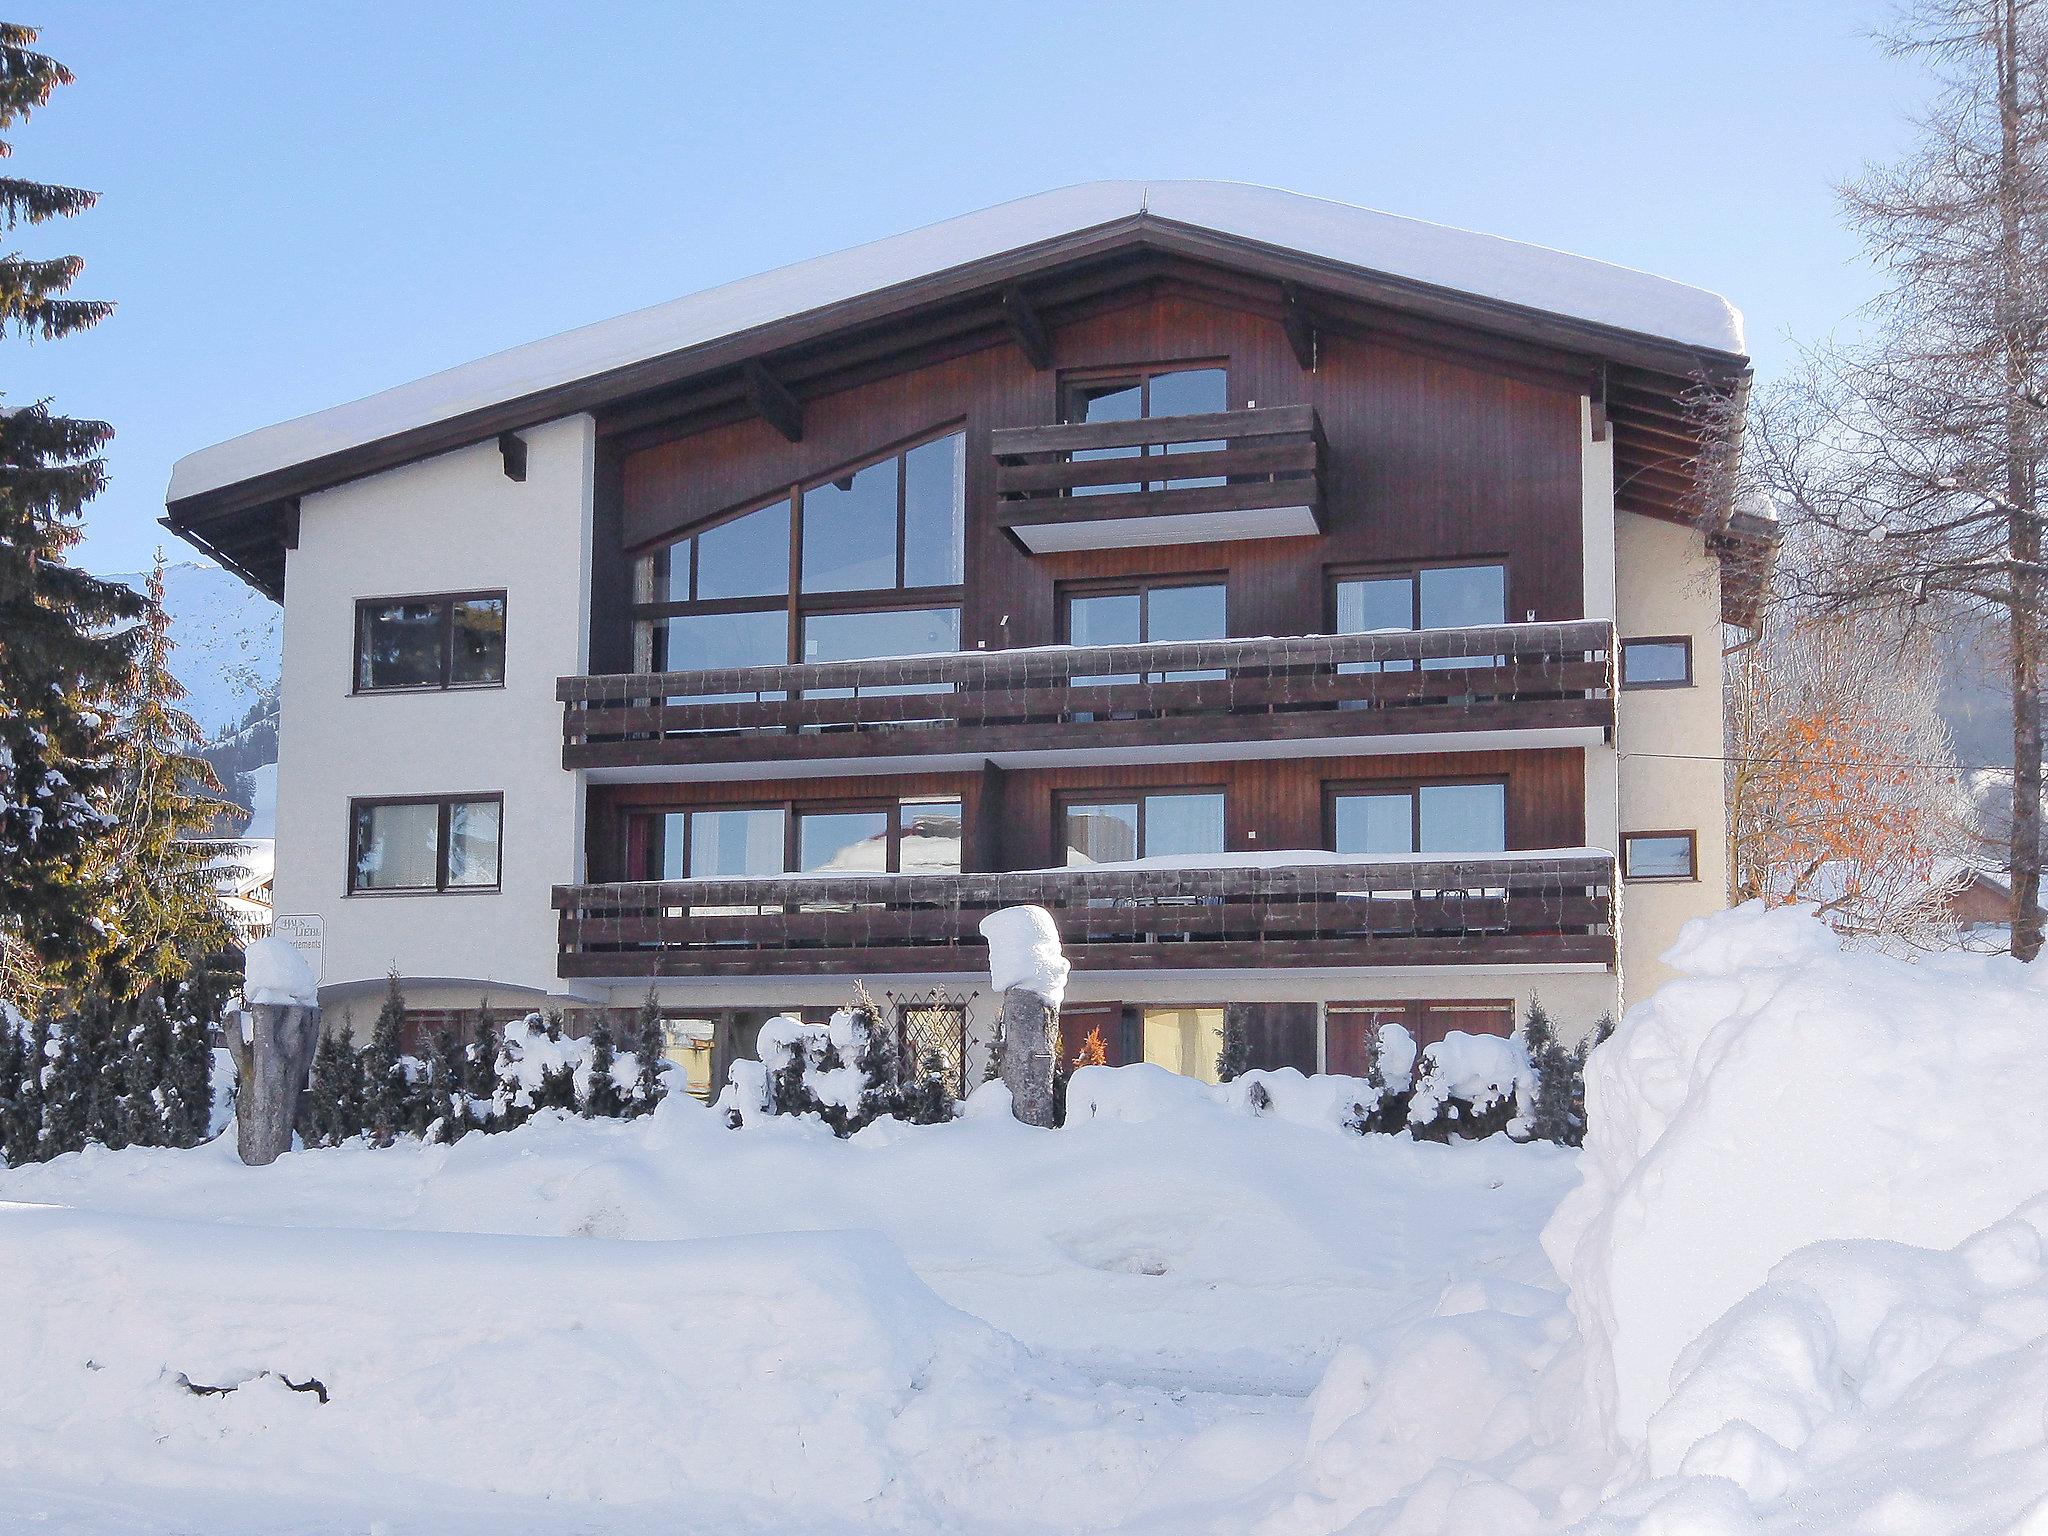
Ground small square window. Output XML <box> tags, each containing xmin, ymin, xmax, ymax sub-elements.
<box><xmin>1623</xmin><ymin>832</ymin><xmax>1696</xmax><ymax>881</ymax></box>
<box><xmin>1621</xmin><ymin>637</ymin><xmax>1692</xmax><ymax>689</ymax></box>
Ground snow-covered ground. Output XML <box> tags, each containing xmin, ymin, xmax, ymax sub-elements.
<box><xmin>2</xmin><ymin>905</ymin><xmax>2045</xmax><ymax>1534</ymax></box>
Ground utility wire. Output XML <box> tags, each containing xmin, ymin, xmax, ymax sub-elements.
<box><xmin>1622</xmin><ymin>750</ymin><xmax>2018</xmax><ymax>773</ymax></box>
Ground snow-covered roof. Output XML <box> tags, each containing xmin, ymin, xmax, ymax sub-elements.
<box><xmin>168</xmin><ymin>181</ymin><xmax>1744</xmax><ymax>505</ymax></box>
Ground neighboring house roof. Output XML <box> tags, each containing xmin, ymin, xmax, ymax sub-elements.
<box><xmin>164</xmin><ymin>180</ymin><xmax>1756</xmax><ymax>601</ymax></box>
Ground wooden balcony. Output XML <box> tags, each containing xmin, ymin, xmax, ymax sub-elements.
<box><xmin>560</xmin><ymin>621</ymin><xmax>1614</xmax><ymax>776</ymax></box>
<box><xmin>990</xmin><ymin>404</ymin><xmax>1323</xmax><ymax>552</ymax></box>
<box><xmin>554</xmin><ymin>852</ymin><xmax>1616</xmax><ymax>978</ymax></box>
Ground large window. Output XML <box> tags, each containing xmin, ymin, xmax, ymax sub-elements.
<box><xmin>1061</xmin><ymin>365</ymin><xmax>1228</xmax><ymax>494</ymax></box>
<box><xmin>1332</xmin><ymin>563</ymin><xmax>1506</xmax><ymax>672</ymax></box>
<box><xmin>634</xmin><ymin>796</ymin><xmax>963</xmax><ymax>881</ymax></box>
<box><xmin>1061</xmin><ymin>578</ymin><xmax>1226</xmax><ymax>685</ymax></box>
<box><xmin>354</xmin><ymin>592</ymin><xmax>506</xmax><ymax>692</ymax></box>
<box><xmin>1329</xmin><ymin>782</ymin><xmax>1507</xmax><ymax>857</ymax></box>
<box><xmin>1060</xmin><ymin>790</ymin><xmax>1225</xmax><ymax>866</ymax></box>
<box><xmin>632</xmin><ymin>431</ymin><xmax>965</xmax><ymax>676</ymax></box>
<box><xmin>349</xmin><ymin>794</ymin><xmax>502</xmax><ymax>894</ymax></box>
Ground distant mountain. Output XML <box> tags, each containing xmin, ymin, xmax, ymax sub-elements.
<box><xmin>112</xmin><ymin>561</ymin><xmax>280</xmax><ymax>740</ymax></box>
<box><xmin>109</xmin><ymin>561</ymin><xmax>281</xmax><ymax>824</ymax></box>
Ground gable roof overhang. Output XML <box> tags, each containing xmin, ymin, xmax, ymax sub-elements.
<box><xmin>162</xmin><ymin>182</ymin><xmax>1756</xmax><ymax>608</ymax></box>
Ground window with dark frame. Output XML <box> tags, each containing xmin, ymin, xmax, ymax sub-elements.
<box><xmin>1330</xmin><ymin>562</ymin><xmax>1507</xmax><ymax>673</ymax></box>
<box><xmin>354</xmin><ymin>592</ymin><xmax>506</xmax><ymax>692</ymax></box>
<box><xmin>348</xmin><ymin>794</ymin><xmax>502</xmax><ymax>894</ymax></box>
<box><xmin>1058</xmin><ymin>789</ymin><xmax>1226</xmax><ymax>866</ymax></box>
<box><xmin>1059</xmin><ymin>364</ymin><xmax>1229</xmax><ymax>494</ymax></box>
<box><xmin>1623</xmin><ymin>831</ymin><xmax>1697</xmax><ymax>881</ymax></box>
<box><xmin>1326</xmin><ymin>780</ymin><xmax>1509</xmax><ymax>857</ymax></box>
<box><xmin>630</xmin><ymin>796</ymin><xmax>963</xmax><ymax>882</ymax></box>
<box><xmin>1059</xmin><ymin>576</ymin><xmax>1228</xmax><ymax>685</ymax></box>
<box><xmin>629</xmin><ymin>429</ymin><xmax>966</xmax><ymax>678</ymax></box>
<box><xmin>1620</xmin><ymin>636</ymin><xmax>1694</xmax><ymax>689</ymax></box>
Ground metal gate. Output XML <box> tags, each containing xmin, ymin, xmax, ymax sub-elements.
<box><xmin>886</xmin><ymin>989</ymin><xmax>970</xmax><ymax>1098</ymax></box>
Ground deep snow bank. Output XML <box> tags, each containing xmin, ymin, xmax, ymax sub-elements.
<box><xmin>0</xmin><ymin>1200</ymin><xmax>1182</xmax><ymax>1526</ymax></box>
<box><xmin>1544</xmin><ymin>902</ymin><xmax>2048</xmax><ymax>1449</ymax></box>
<box><xmin>0</xmin><ymin>1074</ymin><xmax>1570</xmax><ymax>1533</ymax></box>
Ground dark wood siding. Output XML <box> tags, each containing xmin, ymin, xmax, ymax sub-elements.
<box><xmin>616</xmin><ymin>291</ymin><xmax>1587</xmax><ymax>657</ymax></box>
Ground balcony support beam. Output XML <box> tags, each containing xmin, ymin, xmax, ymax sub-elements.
<box><xmin>1281</xmin><ymin>282</ymin><xmax>1318</xmax><ymax>371</ymax></box>
<box><xmin>1001</xmin><ymin>287</ymin><xmax>1052</xmax><ymax>371</ymax></box>
<box><xmin>741</xmin><ymin>359</ymin><xmax>804</xmax><ymax>443</ymax></box>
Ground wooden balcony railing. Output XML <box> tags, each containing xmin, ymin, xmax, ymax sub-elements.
<box><xmin>559</xmin><ymin>621</ymin><xmax>1614</xmax><ymax>771</ymax></box>
<box><xmin>990</xmin><ymin>404</ymin><xmax>1324</xmax><ymax>550</ymax></box>
<box><xmin>553</xmin><ymin>852</ymin><xmax>1616</xmax><ymax>978</ymax></box>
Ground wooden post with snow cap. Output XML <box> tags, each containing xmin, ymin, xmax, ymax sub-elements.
<box><xmin>978</xmin><ymin>905</ymin><xmax>1069</xmax><ymax>1128</ymax></box>
<box><xmin>227</xmin><ymin>937</ymin><xmax>323</xmax><ymax>1166</ymax></box>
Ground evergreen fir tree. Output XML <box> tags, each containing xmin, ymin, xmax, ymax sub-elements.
<box><xmin>627</xmin><ymin>987</ymin><xmax>666</xmax><ymax>1116</ymax></box>
<box><xmin>1564</xmin><ymin>1013</ymin><xmax>1616</xmax><ymax>1149</ymax></box>
<box><xmin>37</xmin><ymin>1007</ymin><xmax>91</xmax><ymax>1157</ymax></box>
<box><xmin>526</xmin><ymin>1012</ymin><xmax>578</xmax><ymax>1114</ymax></box>
<box><xmin>1519</xmin><ymin>998</ymin><xmax>1604</xmax><ymax>1148</ymax></box>
<box><xmin>117</xmin><ymin>990</ymin><xmax>171</xmax><ymax>1147</ymax></box>
<box><xmin>6</xmin><ymin>1010</ymin><xmax>49</xmax><ymax>1163</ymax></box>
<box><xmin>305</xmin><ymin>1029</ymin><xmax>363</xmax><ymax>1148</ymax></box>
<box><xmin>95</xmin><ymin>554</ymin><xmax>237</xmax><ymax>996</ymax></box>
<box><xmin>489</xmin><ymin>1025</ymin><xmax>532</xmax><ymax>1133</ymax></box>
<box><xmin>0</xmin><ymin>27</ymin><xmax>145</xmax><ymax>1003</ymax></box>
<box><xmin>430</xmin><ymin>1025</ymin><xmax>470</xmax><ymax>1141</ymax></box>
<box><xmin>163</xmin><ymin>958</ymin><xmax>218</xmax><ymax>1145</ymax></box>
<box><xmin>850</xmin><ymin>1006</ymin><xmax>897</xmax><ymax>1128</ymax></box>
<box><xmin>361</xmin><ymin>973</ymin><xmax>408</xmax><ymax>1143</ymax></box>
<box><xmin>583</xmin><ymin>1019</ymin><xmax>623</xmax><ymax>1118</ymax></box>
<box><xmin>1215</xmin><ymin>1013</ymin><xmax>1249</xmax><ymax>1082</ymax></box>
<box><xmin>0</xmin><ymin>1008</ymin><xmax>27</xmax><ymax>1164</ymax></box>
<box><xmin>462</xmin><ymin>1002</ymin><xmax>498</xmax><ymax>1127</ymax></box>
<box><xmin>73</xmin><ymin>991</ymin><xmax>125</xmax><ymax>1149</ymax></box>
<box><xmin>898</xmin><ymin>1049</ymin><xmax>957</xmax><ymax>1126</ymax></box>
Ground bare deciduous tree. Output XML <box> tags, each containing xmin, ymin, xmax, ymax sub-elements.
<box><xmin>1750</xmin><ymin>0</ymin><xmax>2048</xmax><ymax>957</ymax></box>
<box><xmin>1728</xmin><ymin>599</ymin><xmax>1975</xmax><ymax>948</ymax></box>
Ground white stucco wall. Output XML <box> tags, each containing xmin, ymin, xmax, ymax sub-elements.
<box><xmin>1613</xmin><ymin>509</ymin><xmax>1730</xmax><ymax>1005</ymax></box>
<box><xmin>270</xmin><ymin>415</ymin><xmax>596</xmax><ymax>1011</ymax></box>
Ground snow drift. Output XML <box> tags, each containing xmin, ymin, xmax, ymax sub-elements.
<box><xmin>1544</xmin><ymin>903</ymin><xmax>2048</xmax><ymax>1451</ymax></box>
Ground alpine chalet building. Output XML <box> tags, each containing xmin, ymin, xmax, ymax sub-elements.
<box><xmin>165</xmin><ymin>183</ymin><xmax>1769</xmax><ymax>1096</ymax></box>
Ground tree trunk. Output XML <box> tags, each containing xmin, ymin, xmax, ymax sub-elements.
<box><xmin>220</xmin><ymin>1002</ymin><xmax>321</xmax><ymax>1165</ymax></box>
<box><xmin>1997</xmin><ymin>0</ymin><xmax>2045</xmax><ymax>960</ymax></box>
<box><xmin>997</xmin><ymin>987</ymin><xmax>1057</xmax><ymax>1128</ymax></box>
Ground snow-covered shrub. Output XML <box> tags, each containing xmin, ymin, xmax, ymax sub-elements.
<box><xmin>626</xmin><ymin>987</ymin><xmax>668</xmax><ymax>1116</ymax></box>
<box><xmin>743</xmin><ymin>1005</ymin><xmax>957</xmax><ymax>1135</ymax></box>
<box><xmin>1342</xmin><ymin>1021</ymin><xmax>1417</xmax><ymax>1135</ymax></box>
<box><xmin>1520</xmin><ymin>996</ymin><xmax>1609</xmax><ymax>1147</ymax></box>
<box><xmin>491</xmin><ymin>1012</ymin><xmax>636</xmax><ymax>1127</ymax></box>
<box><xmin>0</xmin><ymin>960</ymin><xmax>228</xmax><ymax>1166</ymax></box>
<box><xmin>303</xmin><ymin>1029</ymin><xmax>363</xmax><ymax>1147</ymax></box>
<box><xmin>1405</xmin><ymin>1031</ymin><xmax>1533</xmax><ymax>1143</ymax></box>
<box><xmin>758</xmin><ymin>1010</ymin><xmax>881</xmax><ymax>1136</ymax></box>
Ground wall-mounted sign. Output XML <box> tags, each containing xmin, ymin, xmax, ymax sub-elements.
<box><xmin>269</xmin><ymin>914</ymin><xmax>325</xmax><ymax>984</ymax></box>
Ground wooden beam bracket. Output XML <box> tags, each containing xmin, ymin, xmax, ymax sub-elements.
<box><xmin>498</xmin><ymin>431</ymin><xmax>528</xmax><ymax>482</ymax></box>
<box><xmin>1001</xmin><ymin>287</ymin><xmax>1052</xmax><ymax>370</ymax></box>
<box><xmin>742</xmin><ymin>359</ymin><xmax>804</xmax><ymax>443</ymax></box>
<box><xmin>1281</xmin><ymin>283</ymin><xmax>1318</xmax><ymax>372</ymax></box>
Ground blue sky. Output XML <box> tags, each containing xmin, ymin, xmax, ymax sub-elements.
<box><xmin>17</xmin><ymin>1</ymin><xmax>1928</xmax><ymax>575</ymax></box>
